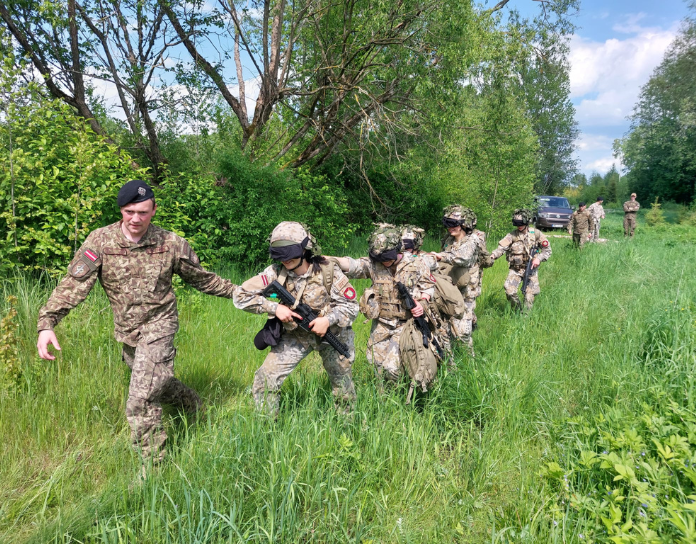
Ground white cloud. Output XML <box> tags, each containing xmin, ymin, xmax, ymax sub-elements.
<box><xmin>612</xmin><ymin>12</ymin><xmax>648</xmax><ymax>34</ymax></box>
<box><xmin>568</xmin><ymin>21</ymin><xmax>678</xmax><ymax>128</ymax></box>
<box><xmin>576</xmin><ymin>133</ymin><xmax>613</xmax><ymax>152</ymax></box>
<box><xmin>585</xmin><ymin>156</ymin><xmax>623</xmax><ymax>174</ymax></box>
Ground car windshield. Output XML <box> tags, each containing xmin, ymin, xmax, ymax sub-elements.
<box><xmin>537</xmin><ymin>197</ymin><xmax>570</xmax><ymax>208</ymax></box>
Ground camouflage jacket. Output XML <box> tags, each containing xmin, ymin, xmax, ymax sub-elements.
<box><xmin>587</xmin><ymin>202</ymin><xmax>605</xmax><ymax>221</ymax></box>
<box><xmin>490</xmin><ymin>227</ymin><xmax>551</xmax><ymax>270</ymax></box>
<box><xmin>623</xmin><ymin>200</ymin><xmax>640</xmax><ymax>214</ymax></box>
<box><xmin>37</xmin><ymin>222</ymin><xmax>238</xmax><ymax>345</ymax></box>
<box><xmin>345</xmin><ymin>253</ymin><xmax>435</xmax><ymax>323</ymax></box>
<box><xmin>233</xmin><ymin>262</ymin><xmax>358</xmax><ymax>331</ymax></box>
<box><xmin>568</xmin><ymin>210</ymin><xmax>595</xmax><ymax>234</ymax></box>
<box><xmin>438</xmin><ymin>235</ymin><xmax>478</xmax><ymax>269</ymax></box>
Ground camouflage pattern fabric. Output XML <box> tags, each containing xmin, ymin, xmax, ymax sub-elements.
<box><xmin>464</xmin><ymin>229</ymin><xmax>490</xmax><ymax>327</ymax></box>
<box><xmin>490</xmin><ymin>227</ymin><xmax>551</xmax><ymax>311</ymax></box>
<box><xmin>38</xmin><ymin>221</ymin><xmax>238</xmax><ymax>345</ymax></box>
<box><xmin>269</xmin><ymin>221</ymin><xmax>319</xmax><ymax>253</ymax></box>
<box><xmin>368</xmin><ymin>224</ymin><xmax>402</xmax><ymax>254</ymax></box>
<box><xmin>234</xmin><ymin>261</ymin><xmax>358</xmax><ymax>414</ymax></box>
<box><xmin>587</xmin><ymin>202</ymin><xmax>605</xmax><ymax>241</ymax></box>
<box><xmin>623</xmin><ymin>200</ymin><xmax>640</xmax><ymax>237</ymax></box>
<box><xmin>503</xmin><ymin>268</ymin><xmax>540</xmax><ymax>311</ymax></box>
<box><xmin>568</xmin><ymin>210</ymin><xmax>595</xmax><ymax>247</ymax></box>
<box><xmin>252</xmin><ymin>327</ymin><xmax>356</xmax><ymax>416</ymax></box>
<box><xmin>345</xmin><ymin>253</ymin><xmax>435</xmax><ymax>381</ymax></box>
<box><xmin>443</xmin><ymin>205</ymin><xmax>477</xmax><ymax>230</ymax></box>
<box><xmin>401</xmin><ymin>225</ymin><xmax>425</xmax><ymax>251</ymax></box>
<box><xmin>123</xmin><ymin>334</ymin><xmax>201</xmax><ymax>462</ymax></box>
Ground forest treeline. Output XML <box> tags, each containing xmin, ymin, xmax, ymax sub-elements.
<box><xmin>614</xmin><ymin>4</ymin><xmax>696</xmax><ymax>206</ymax></box>
<box><xmin>0</xmin><ymin>0</ymin><xmax>582</xmax><ymax>273</ymax></box>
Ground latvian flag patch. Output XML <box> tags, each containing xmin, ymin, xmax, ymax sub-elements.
<box><xmin>261</xmin><ymin>274</ymin><xmax>269</xmax><ymax>287</ymax></box>
<box><xmin>84</xmin><ymin>249</ymin><xmax>99</xmax><ymax>262</ymax></box>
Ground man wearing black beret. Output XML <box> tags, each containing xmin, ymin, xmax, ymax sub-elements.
<box><xmin>568</xmin><ymin>201</ymin><xmax>595</xmax><ymax>248</ymax></box>
<box><xmin>36</xmin><ymin>180</ymin><xmax>238</xmax><ymax>470</ymax></box>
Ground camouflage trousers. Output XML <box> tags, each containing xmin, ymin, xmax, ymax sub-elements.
<box><xmin>624</xmin><ymin>214</ymin><xmax>637</xmax><ymax>237</ymax></box>
<box><xmin>366</xmin><ymin>320</ymin><xmax>406</xmax><ymax>382</ymax></box>
<box><xmin>591</xmin><ymin>219</ymin><xmax>601</xmax><ymax>241</ymax></box>
<box><xmin>450</xmin><ymin>286</ymin><xmax>475</xmax><ymax>355</ymax></box>
<box><xmin>504</xmin><ymin>268</ymin><xmax>540</xmax><ymax>311</ymax></box>
<box><xmin>122</xmin><ymin>335</ymin><xmax>202</xmax><ymax>463</ymax></box>
<box><xmin>253</xmin><ymin>327</ymin><xmax>356</xmax><ymax>416</ymax></box>
<box><xmin>572</xmin><ymin>232</ymin><xmax>590</xmax><ymax>248</ymax></box>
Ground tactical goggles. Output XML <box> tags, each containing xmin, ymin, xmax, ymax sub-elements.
<box><xmin>442</xmin><ymin>217</ymin><xmax>462</xmax><ymax>228</ymax></box>
<box><xmin>402</xmin><ymin>239</ymin><xmax>416</xmax><ymax>250</ymax></box>
<box><xmin>369</xmin><ymin>248</ymin><xmax>400</xmax><ymax>263</ymax></box>
<box><xmin>512</xmin><ymin>218</ymin><xmax>528</xmax><ymax>226</ymax></box>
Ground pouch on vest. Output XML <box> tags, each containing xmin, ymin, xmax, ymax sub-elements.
<box><xmin>359</xmin><ymin>287</ymin><xmax>381</xmax><ymax>320</ymax></box>
<box><xmin>438</xmin><ymin>262</ymin><xmax>471</xmax><ymax>289</ymax></box>
<box><xmin>399</xmin><ymin>318</ymin><xmax>439</xmax><ymax>394</ymax></box>
<box><xmin>431</xmin><ymin>272</ymin><xmax>465</xmax><ymax>318</ymax></box>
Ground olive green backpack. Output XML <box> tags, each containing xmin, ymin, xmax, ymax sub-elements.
<box><xmin>399</xmin><ymin>317</ymin><xmax>440</xmax><ymax>403</ymax></box>
<box><xmin>431</xmin><ymin>267</ymin><xmax>466</xmax><ymax>318</ymax></box>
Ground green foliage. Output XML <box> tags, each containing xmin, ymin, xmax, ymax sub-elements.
<box><xmin>155</xmin><ymin>152</ymin><xmax>357</xmax><ymax>268</ymax></box>
<box><xmin>646</xmin><ymin>197</ymin><xmax>667</xmax><ymax>226</ymax></box>
<box><xmin>0</xmin><ymin>77</ymin><xmax>145</xmax><ymax>274</ymax></box>
<box><xmin>0</xmin><ymin>296</ymin><xmax>20</xmax><ymax>391</ymax></box>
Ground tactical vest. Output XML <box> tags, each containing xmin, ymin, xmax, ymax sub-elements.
<box><xmin>275</xmin><ymin>260</ymin><xmax>335</xmax><ymax>314</ymax></box>
<box><xmin>372</xmin><ymin>258</ymin><xmax>421</xmax><ymax>320</ymax></box>
<box><xmin>507</xmin><ymin>229</ymin><xmax>538</xmax><ymax>269</ymax></box>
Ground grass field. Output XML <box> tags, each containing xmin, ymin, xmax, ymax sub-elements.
<box><xmin>2</xmin><ymin>213</ymin><xmax>696</xmax><ymax>543</ymax></box>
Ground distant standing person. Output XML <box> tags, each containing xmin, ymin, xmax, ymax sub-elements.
<box><xmin>490</xmin><ymin>209</ymin><xmax>552</xmax><ymax>312</ymax></box>
<box><xmin>36</xmin><ymin>180</ymin><xmax>239</xmax><ymax>466</ymax></box>
<box><xmin>568</xmin><ymin>202</ymin><xmax>595</xmax><ymax>248</ymax></box>
<box><xmin>623</xmin><ymin>193</ymin><xmax>640</xmax><ymax>237</ymax></box>
<box><xmin>587</xmin><ymin>196</ymin><xmax>605</xmax><ymax>241</ymax></box>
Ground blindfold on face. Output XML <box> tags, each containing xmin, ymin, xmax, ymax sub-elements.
<box><xmin>402</xmin><ymin>239</ymin><xmax>416</xmax><ymax>250</ymax></box>
<box><xmin>269</xmin><ymin>236</ymin><xmax>309</xmax><ymax>261</ymax></box>
<box><xmin>442</xmin><ymin>217</ymin><xmax>461</xmax><ymax>228</ymax></box>
<box><xmin>369</xmin><ymin>248</ymin><xmax>400</xmax><ymax>263</ymax></box>
<box><xmin>512</xmin><ymin>219</ymin><xmax>527</xmax><ymax>226</ymax></box>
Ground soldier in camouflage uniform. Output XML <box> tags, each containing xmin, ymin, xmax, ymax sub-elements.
<box><xmin>432</xmin><ymin>206</ymin><xmax>480</xmax><ymax>352</ymax></box>
<box><xmin>333</xmin><ymin>224</ymin><xmax>436</xmax><ymax>382</ymax></box>
<box><xmin>233</xmin><ymin>222</ymin><xmax>358</xmax><ymax>416</ymax></box>
<box><xmin>37</xmin><ymin>180</ymin><xmax>238</xmax><ymax>464</ymax></box>
<box><xmin>461</xmin><ymin>211</ymin><xmax>491</xmax><ymax>330</ymax></box>
<box><xmin>490</xmin><ymin>209</ymin><xmax>552</xmax><ymax>312</ymax></box>
<box><xmin>568</xmin><ymin>202</ymin><xmax>595</xmax><ymax>248</ymax></box>
<box><xmin>587</xmin><ymin>196</ymin><xmax>605</xmax><ymax>242</ymax></box>
<box><xmin>623</xmin><ymin>193</ymin><xmax>640</xmax><ymax>237</ymax></box>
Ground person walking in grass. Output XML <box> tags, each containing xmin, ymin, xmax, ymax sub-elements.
<box><xmin>430</xmin><ymin>205</ymin><xmax>483</xmax><ymax>354</ymax></box>
<box><xmin>490</xmin><ymin>209</ymin><xmax>552</xmax><ymax>312</ymax></box>
<box><xmin>332</xmin><ymin>224</ymin><xmax>439</xmax><ymax>383</ymax></box>
<box><xmin>233</xmin><ymin>222</ymin><xmax>358</xmax><ymax>417</ymax></box>
<box><xmin>568</xmin><ymin>202</ymin><xmax>595</xmax><ymax>248</ymax></box>
<box><xmin>587</xmin><ymin>196</ymin><xmax>605</xmax><ymax>242</ymax></box>
<box><xmin>36</xmin><ymin>180</ymin><xmax>239</xmax><ymax>468</ymax></box>
<box><xmin>623</xmin><ymin>193</ymin><xmax>640</xmax><ymax>237</ymax></box>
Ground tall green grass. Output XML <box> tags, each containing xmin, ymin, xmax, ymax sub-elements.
<box><xmin>1</xmin><ymin>214</ymin><xmax>695</xmax><ymax>543</ymax></box>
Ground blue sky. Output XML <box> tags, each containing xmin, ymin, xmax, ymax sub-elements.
<box><xmin>564</xmin><ymin>0</ymin><xmax>690</xmax><ymax>177</ymax></box>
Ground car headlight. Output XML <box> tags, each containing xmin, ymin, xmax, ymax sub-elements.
<box><xmin>538</xmin><ymin>213</ymin><xmax>550</xmax><ymax>218</ymax></box>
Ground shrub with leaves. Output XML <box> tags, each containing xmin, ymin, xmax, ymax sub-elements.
<box><xmin>645</xmin><ymin>197</ymin><xmax>666</xmax><ymax>226</ymax></box>
<box><xmin>0</xmin><ymin>296</ymin><xmax>20</xmax><ymax>391</ymax></box>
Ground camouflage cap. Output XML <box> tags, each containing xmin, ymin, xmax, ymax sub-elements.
<box><xmin>401</xmin><ymin>225</ymin><xmax>425</xmax><ymax>250</ymax></box>
<box><xmin>368</xmin><ymin>223</ymin><xmax>402</xmax><ymax>254</ymax></box>
<box><xmin>268</xmin><ymin>221</ymin><xmax>319</xmax><ymax>253</ymax></box>
<box><xmin>443</xmin><ymin>204</ymin><xmax>476</xmax><ymax>229</ymax></box>
<box><xmin>512</xmin><ymin>208</ymin><xmax>534</xmax><ymax>225</ymax></box>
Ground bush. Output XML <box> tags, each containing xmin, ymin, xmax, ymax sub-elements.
<box><xmin>645</xmin><ymin>197</ymin><xmax>666</xmax><ymax>226</ymax></box>
<box><xmin>0</xmin><ymin>96</ymin><xmax>145</xmax><ymax>275</ymax></box>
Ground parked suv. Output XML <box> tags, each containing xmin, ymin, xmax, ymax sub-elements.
<box><xmin>535</xmin><ymin>195</ymin><xmax>573</xmax><ymax>229</ymax></box>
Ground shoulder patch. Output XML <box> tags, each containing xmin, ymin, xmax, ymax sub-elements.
<box><xmin>333</xmin><ymin>273</ymin><xmax>349</xmax><ymax>292</ymax></box>
<box><xmin>430</xmin><ymin>273</ymin><xmax>436</xmax><ymax>283</ymax></box>
<box><xmin>541</xmin><ymin>240</ymin><xmax>549</xmax><ymax>248</ymax></box>
<box><xmin>84</xmin><ymin>249</ymin><xmax>99</xmax><ymax>262</ymax></box>
<box><xmin>343</xmin><ymin>286</ymin><xmax>356</xmax><ymax>300</ymax></box>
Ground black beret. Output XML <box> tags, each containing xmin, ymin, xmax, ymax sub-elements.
<box><xmin>579</xmin><ymin>201</ymin><xmax>586</xmax><ymax>207</ymax></box>
<box><xmin>117</xmin><ymin>179</ymin><xmax>154</xmax><ymax>207</ymax></box>
<box><xmin>597</xmin><ymin>196</ymin><xmax>604</xmax><ymax>201</ymax></box>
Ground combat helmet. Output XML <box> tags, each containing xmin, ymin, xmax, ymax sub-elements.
<box><xmin>268</xmin><ymin>221</ymin><xmax>319</xmax><ymax>263</ymax></box>
<box><xmin>442</xmin><ymin>204</ymin><xmax>476</xmax><ymax>231</ymax></box>
<box><xmin>401</xmin><ymin>225</ymin><xmax>425</xmax><ymax>251</ymax></box>
<box><xmin>511</xmin><ymin>208</ymin><xmax>534</xmax><ymax>227</ymax></box>
<box><xmin>368</xmin><ymin>223</ymin><xmax>402</xmax><ymax>262</ymax></box>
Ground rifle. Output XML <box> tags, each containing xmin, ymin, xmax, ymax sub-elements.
<box><xmin>261</xmin><ymin>280</ymin><xmax>351</xmax><ymax>359</ymax></box>
<box><xmin>396</xmin><ymin>281</ymin><xmax>443</xmax><ymax>404</ymax></box>
<box><xmin>521</xmin><ymin>247</ymin><xmax>539</xmax><ymax>295</ymax></box>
